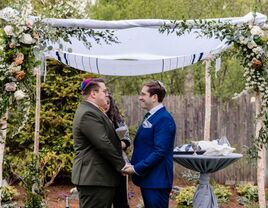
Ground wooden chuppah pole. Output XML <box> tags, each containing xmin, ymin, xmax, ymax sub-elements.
<box><xmin>0</xmin><ymin>111</ymin><xmax>8</xmax><ymax>208</ymax></box>
<box><xmin>32</xmin><ymin>66</ymin><xmax>41</xmax><ymax>193</ymax></box>
<box><xmin>34</xmin><ymin>66</ymin><xmax>41</xmax><ymax>156</ymax></box>
<box><xmin>255</xmin><ymin>92</ymin><xmax>266</xmax><ymax>208</ymax></box>
<box><xmin>203</xmin><ymin>58</ymin><xmax>212</xmax><ymax>141</ymax></box>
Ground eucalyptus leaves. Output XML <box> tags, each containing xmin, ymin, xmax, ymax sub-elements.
<box><xmin>0</xmin><ymin>6</ymin><xmax>40</xmax><ymax>137</ymax></box>
<box><xmin>160</xmin><ymin>16</ymin><xmax>268</xmax><ymax>147</ymax></box>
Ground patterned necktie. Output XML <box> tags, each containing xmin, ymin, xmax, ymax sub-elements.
<box><xmin>143</xmin><ymin>112</ymin><xmax>151</xmax><ymax>121</ymax></box>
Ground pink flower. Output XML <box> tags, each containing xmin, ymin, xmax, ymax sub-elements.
<box><xmin>3</xmin><ymin>25</ymin><xmax>14</xmax><ymax>36</ymax></box>
<box><xmin>26</xmin><ymin>19</ymin><xmax>34</xmax><ymax>28</ymax></box>
<box><xmin>5</xmin><ymin>82</ymin><xmax>17</xmax><ymax>92</ymax></box>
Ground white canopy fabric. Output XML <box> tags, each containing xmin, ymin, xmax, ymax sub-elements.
<box><xmin>44</xmin><ymin>12</ymin><xmax>267</xmax><ymax>76</ymax></box>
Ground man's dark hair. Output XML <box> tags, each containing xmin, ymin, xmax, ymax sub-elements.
<box><xmin>81</xmin><ymin>78</ymin><xmax>105</xmax><ymax>96</ymax></box>
<box><xmin>144</xmin><ymin>80</ymin><xmax>166</xmax><ymax>102</ymax></box>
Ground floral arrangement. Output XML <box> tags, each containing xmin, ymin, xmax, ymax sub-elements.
<box><xmin>160</xmin><ymin>16</ymin><xmax>268</xmax><ymax>148</ymax></box>
<box><xmin>0</xmin><ymin>5</ymin><xmax>40</xmax><ymax>136</ymax></box>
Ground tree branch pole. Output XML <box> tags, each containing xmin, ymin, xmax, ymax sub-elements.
<box><xmin>34</xmin><ymin>66</ymin><xmax>41</xmax><ymax>156</ymax></box>
<box><xmin>32</xmin><ymin>66</ymin><xmax>41</xmax><ymax>193</ymax></box>
<box><xmin>204</xmin><ymin>58</ymin><xmax>212</xmax><ymax>141</ymax></box>
<box><xmin>0</xmin><ymin>111</ymin><xmax>8</xmax><ymax>208</ymax></box>
<box><xmin>255</xmin><ymin>92</ymin><xmax>266</xmax><ymax>208</ymax></box>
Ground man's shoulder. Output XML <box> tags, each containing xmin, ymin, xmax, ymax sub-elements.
<box><xmin>153</xmin><ymin>108</ymin><xmax>175</xmax><ymax>124</ymax></box>
<box><xmin>156</xmin><ymin>107</ymin><xmax>172</xmax><ymax>117</ymax></box>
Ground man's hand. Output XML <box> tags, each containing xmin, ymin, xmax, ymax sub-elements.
<box><xmin>121</xmin><ymin>164</ymin><xmax>135</xmax><ymax>175</ymax></box>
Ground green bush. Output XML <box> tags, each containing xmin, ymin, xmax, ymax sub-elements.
<box><xmin>236</xmin><ymin>183</ymin><xmax>258</xmax><ymax>201</ymax></box>
<box><xmin>5</xmin><ymin>61</ymin><xmax>86</xmax><ymax>184</ymax></box>
<box><xmin>236</xmin><ymin>183</ymin><xmax>258</xmax><ymax>205</ymax></box>
<box><xmin>175</xmin><ymin>184</ymin><xmax>232</xmax><ymax>207</ymax></box>
<box><xmin>1</xmin><ymin>186</ymin><xmax>18</xmax><ymax>203</ymax></box>
<box><xmin>213</xmin><ymin>184</ymin><xmax>232</xmax><ymax>203</ymax></box>
<box><xmin>175</xmin><ymin>186</ymin><xmax>195</xmax><ymax>208</ymax></box>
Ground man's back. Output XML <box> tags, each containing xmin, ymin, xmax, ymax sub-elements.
<box><xmin>72</xmin><ymin>101</ymin><xmax>124</xmax><ymax>186</ymax></box>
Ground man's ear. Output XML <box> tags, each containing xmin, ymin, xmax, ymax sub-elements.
<box><xmin>89</xmin><ymin>90</ymin><xmax>96</xmax><ymax>99</ymax></box>
<box><xmin>152</xmin><ymin>94</ymin><xmax>158</xmax><ymax>103</ymax></box>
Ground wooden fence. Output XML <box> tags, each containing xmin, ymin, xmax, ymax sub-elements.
<box><xmin>121</xmin><ymin>95</ymin><xmax>267</xmax><ymax>186</ymax></box>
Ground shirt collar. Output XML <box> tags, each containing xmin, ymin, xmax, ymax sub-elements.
<box><xmin>87</xmin><ymin>100</ymin><xmax>106</xmax><ymax>112</ymax></box>
<box><xmin>148</xmin><ymin>103</ymin><xmax>164</xmax><ymax>117</ymax></box>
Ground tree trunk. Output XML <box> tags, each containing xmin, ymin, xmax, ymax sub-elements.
<box><xmin>204</xmin><ymin>60</ymin><xmax>211</xmax><ymax>141</ymax></box>
<box><xmin>0</xmin><ymin>111</ymin><xmax>8</xmax><ymax>207</ymax></box>
<box><xmin>184</xmin><ymin>67</ymin><xmax>195</xmax><ymax>96</ymax></box>
<box><xmin>255</xmin><ymin>92</ymin><xmax>266</xmax><ymax>208</ymax></box>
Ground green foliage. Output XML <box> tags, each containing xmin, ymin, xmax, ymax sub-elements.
<box><xmin>175</xmin><ymin>184</ymin><xmax>232</xmax><ymax>207</ymax></box>
<box><xmin>5</xmin><ymin>61</ymin><xmax>86</xmax><ymax>184</ymax></box>
<box><xmin>213</xmin><ymin>184</ymin><xmax>232</xmax><ymax>204</ymax></box>
<box><xmin>236</xmin><ymin>183</ymin><xmax>258</xmax><ymax>203</ymax></box>
<box><xmin>181</xmin><ymin>170</ymin><xmax>199</xmax><ymax>184</ymax></box>
<box><xmin>22</xmin><ymin>155</ymin><xmax>45</xmax><ymax>208</ymax></box>
<box><xmin>33</xmin><ymin>0</ymin><xmax>90</xmax><ymax>18</ymax></box>
<box><xmin>175</xmin><ymin>186</ymin><xmax>195</xmax><ymax>207</ymax></box>
<box><xmin>90</xmin><ymin>0</ymin><xmax>263</xmax><ymax>20</ymax></box>
<box><xmin>39</xmin><ymin>151</ymin><xmax>73</xmax><ymax>187</ymax></box>
<box><xmin>0</xmin><ymin>3</ymin><xmax>38</xmax><ymax>128</ymax></box>
<box><xmin>24</xmin><ymin>192</ymin><xmax>44</xmax><ymax>208</ymax></box>
<box><xmin>1</xmin><ymin>185</ymin><xmax>18</xmax><ymax>203</ymax></box>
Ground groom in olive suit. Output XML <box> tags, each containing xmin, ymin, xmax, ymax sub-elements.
<box><xmin>72</xmin><ymin>78</ymin><xmax>126</xmax><ymax>208</ymax></box>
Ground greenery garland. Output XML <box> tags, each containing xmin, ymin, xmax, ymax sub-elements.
<box><xmin>0</xmin><ymin>4</ymin><xmax>118</xmax><ymax>138</ymax></box>
<box><xmin>160</xmin><ymin>15</ymin><xmax>268</xmax><ymax>149</ymax></box>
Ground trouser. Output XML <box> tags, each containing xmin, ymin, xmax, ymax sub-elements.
<box><xmin>141</xmin><ymin>188</ymin><xmax>171</xmax><ymax>208</ymax></box>
<box><xmin>77</xmin><ymin>185</ymin><xmax>116</xmax><ymax>208</ymax></box>
<box><xmin>113</xmin><ymin>175</ymin><xmax>129</xmax><ymax>208</ymax></box>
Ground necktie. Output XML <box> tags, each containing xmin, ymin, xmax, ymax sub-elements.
<box><xmin>143</xmin><ymin>112</ymin><xmax>151</xmax><ymax>121</ymax></box>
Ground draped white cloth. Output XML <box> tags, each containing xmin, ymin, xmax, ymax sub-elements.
<box><xmin>44</xmin><ymin>12</ymin><xmax>267</xmax><ymax>76</ymax></box>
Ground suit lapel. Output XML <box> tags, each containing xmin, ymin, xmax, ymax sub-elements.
<box><xmin>135</xmin><ymin>107</ymin><xmax>166</xmax><ymax>138</ymax></box>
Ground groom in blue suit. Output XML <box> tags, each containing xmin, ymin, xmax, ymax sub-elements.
<box><xmin>122</xmin><ymin>80</ymin><xmax>176</xmax><ymax>208</ymax></box>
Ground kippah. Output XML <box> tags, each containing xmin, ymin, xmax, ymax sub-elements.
<box><xmin>80</xmin><ymin>78</ymin><xmax>92</xmax><ymax>91</ymax></box>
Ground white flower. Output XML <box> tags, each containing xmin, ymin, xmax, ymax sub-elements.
<box><xmin>19</xmin><ymin>33</ymin><xmax>35</xmax><ymax>44</ymax></box>
<box><xmin>250</xmin><ymin>26</ymin><xmax>264</xmax><ymax>37</ymax></box>
<box><xmin>0</xmin><ymin>7</ymin><xmax>19</xmax><ymax>21</ymax></box>
<box><xmin>247</xmin><ymin>41</ymin><xmax>256</xmax><ymax>49</ymax></box>
<box><xmin>239</xmin><ymin>36</ymin><xmax>244</xmax><ymax>44</ymax></box>
<box><xmin>3</xmin><ymin>25</ymin><xmax>14</xmax><ymax>36</ymax></box>
<box><xmin>8</xmin><ymin>62</ymin><xmax>21</xmax><ymax>73</ymax></box>
<box><xmin>14</xmin><ymin>90</ymin><xmax>26</xmax><ymax>101</ymax></box>
<box><xmin>252</xmin><ymin>46</ymin><xmax>264</xmax><ymax>55</ymax></box>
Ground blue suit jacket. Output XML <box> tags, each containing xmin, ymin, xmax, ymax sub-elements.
<box><xmin>131</xmin><ymin>107</ymin><xmax>176</xmax><ymax>189</ymax></box>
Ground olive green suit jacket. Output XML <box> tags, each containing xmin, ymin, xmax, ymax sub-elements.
<box><xmin>72</xmin><ymin>100</ymin><xmax>125</xmax><ymax>187</ymax></box>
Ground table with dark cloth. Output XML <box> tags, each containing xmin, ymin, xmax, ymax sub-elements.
<box><xmin>173</xmin><ymin>153</ymin><xmax>242</xmax><ymax>208</ymax></box>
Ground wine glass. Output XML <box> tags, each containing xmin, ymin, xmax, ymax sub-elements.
<box><xmin>191</xmin><ymin>141</ymin><xmax>199</xmax><ymax>156</ymax></box>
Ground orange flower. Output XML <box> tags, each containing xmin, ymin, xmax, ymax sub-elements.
<box><xmin>15</xmin><ymin>71</ymin><xmax>26</xmax><ymax>81</ymax></box>
<box><xmin>251</xmin><ymin>58</ymin><xmax>262</xmax><ymax>69</ymax></box>
<box><xmin>14</xmin><ymin>53</ymin><xmax>24</xmax><ymax>66</ymax></box>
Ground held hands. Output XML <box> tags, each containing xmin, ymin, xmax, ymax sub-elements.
<box><xmin>121</xmin><ymin>163</ymin><xmax>134</xmax><ymax>176</ymax></box>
